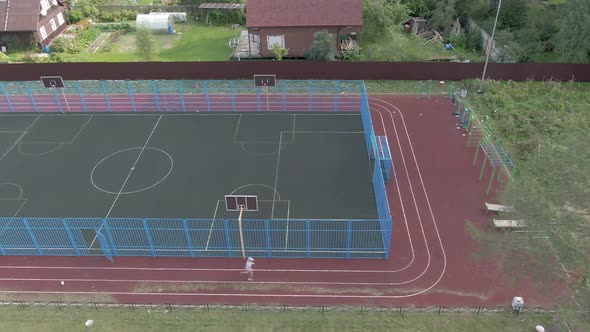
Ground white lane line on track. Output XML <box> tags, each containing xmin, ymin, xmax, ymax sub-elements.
<box><xmin>370</xmin><ymin>97</ymin><xmax>448</xmax><ymax>298</ymax></box>
<box><xmin>0</xmin><ymin>290</ymin><xmax>450</xmax><ymax>299</ymax></box>
<box><xmin>0</xmin><ymin>277</ymin><xmax>434</xmax><ymax>287</ymax></box>
<box><xmin>373</xmin><ymin>107</ymin><xmax>416</xmax><ymax>272</ymax></box>
<box><xmin>0</xmin><ymin>265</ymin><xmax>409</xmax><ymax>273</ymax></box>
<box><xmin>374</xmin><ymin>102</ymin><xmax>433</xmax><ymax>282</ymax></box>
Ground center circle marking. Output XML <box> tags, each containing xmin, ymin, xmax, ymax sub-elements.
<box><xmin>91</xmin><ymin>147</ymin><xmax>173</xmax><ymax>195</ymax></box>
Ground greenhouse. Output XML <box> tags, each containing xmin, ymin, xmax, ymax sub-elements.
<box><xmin>136</xmin><ymin>14</ymin><xmax>174</xmax><ymax>34</ymax></box>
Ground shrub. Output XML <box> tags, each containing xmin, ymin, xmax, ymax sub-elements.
<box><xmin>49</xmin><ymin>53</ymin><xmax>64</xmax><ymax>63</ymax></box>
<box><xmin>81</xmin><ymin>5</ymin><xmax>99</xmax><ymax>19</ymax></box>
<box><xmin>99</xmin><ymin>12</ymin><xmax>115</xmax><ymax>23</ymax></box>
<box><xmin>50</xmin><ymin>38</ymin><xmax>72</xmax><ymax>53</ymax></box>
<box><xmin>94</xmin><ymin>22</ymin><xmax>134</xmax><ymax>32</ymax></box>
<box><xmin>0</xmin><ymin>34</ymin><xmax>26</xmax><ymax>52</ymax></box>
<box><xmin>68</xmin><ymin>9</ymin><xmax>85</xmax><ymax>24</ymax></box>
<box><xmin>466</xmin><ymin>29</ymin><xmax>482</xmax><ymax>50</ymax></box>
<box><xmin>450</xmin><ymin>32</ymin><xmax>467</xmax><ymax>49</ymax></box>
<box><xmin>306</xmin><ymin>31</ymin><xmax>337</xmax><ymax>61</ymax></box>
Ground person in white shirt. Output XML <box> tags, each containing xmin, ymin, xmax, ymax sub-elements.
<box><xmin>241</xmin><ymin>257</ymin><xmax>255</xmax><ymax>281</ymax></box>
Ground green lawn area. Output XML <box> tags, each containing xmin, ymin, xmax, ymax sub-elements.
<box><xmin>0</xmin><ymin>307</ymin><xmax>553</xmax><ymax>332</ymax></box>
<box><xmin>62</xmin><ymin>21</ymin><xmax>239</xmax><ymax>62</ymax></box>
<box><xmin>360</xmin><ymin>30</ymin><xmax>484</xmax><ymax>62</ymax></box>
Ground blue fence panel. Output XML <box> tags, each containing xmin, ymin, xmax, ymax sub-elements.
<box><xmin>26</xmin><ymin>218</ymin><xmax>77</xmax><ymax>256</ymax></box>
<box><xmin>107</xmin><ymin>218</ymin><xmax>152</xmax><ymax>256</ymax></box>
<box><xmin>0</xmin><ymin>218</ymin><xmax>38</xmax><ymax>255</ymax></box>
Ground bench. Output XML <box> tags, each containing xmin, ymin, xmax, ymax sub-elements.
<box><xmin>492</xmin><ymin>219</ymin><xmax>527</xmax><ymax>229</ymax></box>
<box><xmin>485</xmin><ymin>202</ymin><xmax>515</xmax><ymax>214</ymax></box>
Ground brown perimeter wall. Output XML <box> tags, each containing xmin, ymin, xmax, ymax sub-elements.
<box><xmin>0</xmin><ymin>62</ymin><xmax>588</xmax><ymax>82</ymax></box>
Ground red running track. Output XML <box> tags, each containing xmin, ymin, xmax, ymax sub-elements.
<box><xmin>0</xmin><ymin>95</ymin><xmax>566</xmax><ymax>306</ymax></box>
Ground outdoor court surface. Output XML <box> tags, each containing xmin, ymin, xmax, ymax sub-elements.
<box><xmin>0</xmin><ymin>113</ymin><xmax>375</xmax><ymax>220</ymax></box>
<box><xmin>0</xmin><ymin>95</ymin><xmax>565</xmax><ymax>307</ymax></box>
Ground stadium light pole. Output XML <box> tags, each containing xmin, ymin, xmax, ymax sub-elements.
<box><xmin>478</xmin><ymin>0</ymin><xmax>502</xmax><ymax>93</ymax></box>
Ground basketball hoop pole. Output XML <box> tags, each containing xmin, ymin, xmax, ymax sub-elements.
<box><xmin>238</xmin><ymin>207</ymin><xmax>246</xmax><ymax>259</ymax></box>
<box><xmin>263</xmin><ymin>84</ymin><xmax>269</xmax><ymax>112</ymax></box>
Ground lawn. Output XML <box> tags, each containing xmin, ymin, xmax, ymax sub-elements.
<box><xmin>62</xmin><ymin>21</ymin><xmax>239</xmax><ymax>62</ymax></box>
<box><xmin>360</xmin><ymin>30</ymin><xmax>484</xmax><ymax>62</ymax></box>
<box><xmin>0</xmin><ymin>306</ymin><xmax>553</xmax><ymax>332</ymax></box>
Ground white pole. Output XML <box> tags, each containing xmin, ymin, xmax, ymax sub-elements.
<box><xmin>478</xmin><ymin>0</ymin><xmax>502</xmax><ymax>93</ymax></box>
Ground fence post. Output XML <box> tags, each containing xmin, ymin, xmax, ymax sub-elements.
<box><xmin>126</xmin><ymin>81</ymin><xmax>136</xmax><ymax>113</ymax></box>
<box><xmin>203</xmin><ymin>81</ymin><xmax>211</xmax><ymax>112</ymax></box>
<box><xmin>334</xmin><ymin>80</ymin><xmax>339</xmax><ymax>112</ymax></box>
<box><xmin>100</xmin><ymin>81</ymin><xmax>112</xmax><ymax>112</ymax></box>
<box><xmin>346</xmin><ymin>219</ymin><xmax>352</xmax><ymax>259</ymax></box>
<box><xmin>24</xmin><ymin>82</ymin><xmax>39</xmax><ymax>112</ymax></box>
<box><xmin>75</xmin><ymin>81</ymin><xmax>88</xmax><ymax>112</ymax></box>
<box><xmin>102</xmin><ymin>219</ymin><xmax>118</xmax><ymax>256</ymax></box>
<box><xmin>182</xmin><ymin>219</ymin><xmax>195</xmax><ymax>257</ymax></box>
<box><xmin>51</xmin><ymin>86</ymin><xmax>63</xmax><ymax>113</ymax></box>
<box><xmin>230</xmin><ymin>80</ymin><xmax>236</xmax><ymax>112</ymax></box>
<box><xmin>23</xmin><ymin>218</ymin><xmax>42</xmax><ymax>255</ymax></box>
<box><xmin>306</xmin><ymin>220</ymin><xmax>311</xmax><ymax>258</ymax></box>
<box><xmin>62</xmin><ymin>219</ymin><xmax>80</xmax><ymax>256</ymax></box>
<box><xmin>152</xmin><ymin>80</ymin><xmax>161</xmax><ymax>112</ymax></box>
<box><xmin>0</xmin><ymin>242</ymin><xmax>6</xmax><ymax>255</ymax></box>
<box><xmin>308</xmin><ymin>80</ymin><xmax>313</xmax><ymax>112</ymax></box>
<box><xmin>178</xmin><ymin>80</ymin><xmax>186</xmax><ymax>112</ymax></box>
<box><xmin>264</xmin><ymin>219</ymin><xmax>272</xmax><ymax>258</ymax></box>
<box><xmin>256</xmin><ymin>86</ymin><xmax>261</xmax><ymax>112</ymax></box>
<box><xmin>223</xmin><ymin>219</ymin><xmax>233</xmax><ymax>257</ymax></box>
<box><xmin>142</xmin><ymin>219</ymin><xmax>156</xmax><ymax>256</ymax></box>
<box><xmin>0</xmin><ymin>82</ymin><xmax>15</xmax><ymax>112</ymax></box>
<box><xmin>281</xmin><ymin>80</ymin><xmax>287</xmax><ymax>112</ymax></box>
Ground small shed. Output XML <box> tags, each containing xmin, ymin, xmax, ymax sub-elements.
<box><xmin>402</xmin><ymin>17</ymin><xmax>427</xmax><ymax>35</ymax></box>
<box><xmin>136</xmin><ymin>14</ymin><xmax>174</xmax><ymax>34</ymax></box>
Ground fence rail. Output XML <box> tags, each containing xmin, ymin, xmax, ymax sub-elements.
<box><xmin>0</xmin><ymin>79</ymin><xmax>363</xmax><ymax>113</ymax></box>
<box><xmin>0</xmin><ymin>217</ymin><xmax>389</xmax><ymax>259</ymax></box>
<box><xmin>0</xmin><ymin>300</ymin><xmax>558</xmax><ymax>314</ymax></box>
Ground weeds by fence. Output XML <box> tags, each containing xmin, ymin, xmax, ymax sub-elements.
<box><xmin>0</xmin><ymin>300</ymin><xmax>558</xmax><ymax>315</ymax></box>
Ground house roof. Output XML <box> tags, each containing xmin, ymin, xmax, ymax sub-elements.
<box><xmin>0</xmin><ymin>0</ymin><xmax>40</xmax><ymax>32</ymax></box>
<box><xmin>246</xmin><ymin>0</ymin><xmax>362</xmax><ymax>28</ymax></box>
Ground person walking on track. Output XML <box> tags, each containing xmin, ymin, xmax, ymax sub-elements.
<box><xmin>241</xmin><ymin>257</ymin><xmax>255</xmax><ymax>281</ymax></box>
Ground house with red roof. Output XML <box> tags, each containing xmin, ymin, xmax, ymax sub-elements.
<box><xmin>0</xmin><ymin>0</ymin><xmax>68</xmax><ymax>49</ymax></box>
<box><xmin>245</xmin><ymin>0</ymin><xmax>362</xmax><ymax>58</ymax></box>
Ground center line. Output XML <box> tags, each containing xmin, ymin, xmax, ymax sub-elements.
<box><xmin>90</xmin><ymin>115</ymin><xmax>163</xmax><ymax>248</ymax></box>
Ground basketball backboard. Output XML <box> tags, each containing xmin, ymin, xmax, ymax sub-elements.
<box><xmin>254</xmin><ymin>75</ymin><xmax>276</xmax><ymax>87</ymax></box>
<box><xmin>41</xmin><ymin>76</ymin><xmax>65</xmax><ymax>88</ymax></box>
<box><xmin>225</xmin><ymin>195</ymin><xmax>258</xmax><ymax>211</ymax></box>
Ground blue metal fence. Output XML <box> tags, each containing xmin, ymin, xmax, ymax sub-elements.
<box><xmin>0</xmin><ymin>80</ymin><xmax>364</xmax><ymax>113</ymax></box>
<box><xmin>0</xmin><ymin>218</ymin><xmax>387</xmax><ymax>259</ymax></box>
<box><xmin>0</xmin><ymin>80</ymin><xmax>393</xmax><ymax>259</ymax></box>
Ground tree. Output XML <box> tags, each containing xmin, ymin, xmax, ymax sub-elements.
<box><xmin>135</xmin><ymin>27</ymin><xmax>158</xmax><ymax>61</ymax></box>
<box><xmin>499</xmin><ymin>0</ymin><xmax>528</xmax><ymax>30</ymax></box>
<box><xmin>362</xmin><ymin>0</ymin><xmax>411</xmax><ymax>42</ymax></box>
<box><xmin>428</xmin><ymin>0</ymin><xmax>457</xmax><ymax>37</ymax></box>
<box><xmin>306</xmin><ymin>31</ymin><xmax>337</xmax><ymax>61</ymax></box>
<box><xmin>270</xmin><ymin>43</ymin><xmax>288</xmax><ymax>60</ymax></box>
<box><xmin>400</xmin><ymin>0</ymin><xmax>436</xmax><ymax>17</ymax></box>
<box><xmin>552</xmin><ymin>0</ymin><xmax>590</xmax><ymax>63</ymax></box>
